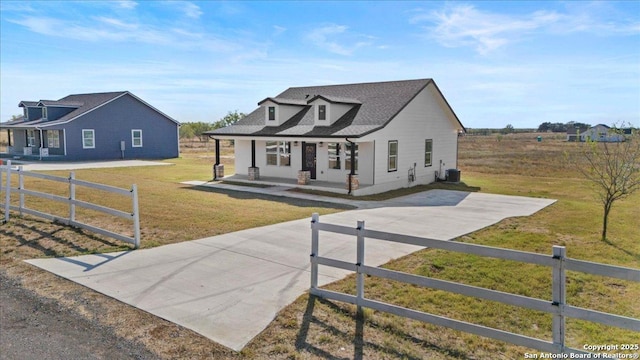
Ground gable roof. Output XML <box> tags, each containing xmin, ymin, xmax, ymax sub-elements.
<box><xmin>3</xmin><ymin>91</ymin><xmax>179</xmax><ymax>128</ymax></box>
<box><xmin>207</xmin><ymin>79</ymin><xmax>464</xmax><ymax>138</ymax></box>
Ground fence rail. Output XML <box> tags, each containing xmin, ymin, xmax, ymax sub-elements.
<box><xmin>1</xmin><ymin>160</ymin><xmax>140</xmax><ymax>248</ymax></box>
<box><xmin>309</xmin><ymin>213</ymin><xmax>640</xmax><ymax>354</ymax></box>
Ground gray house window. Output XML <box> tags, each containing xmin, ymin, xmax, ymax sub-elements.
<box><xmin>27</xmin><ymin>130</ymin><xmax>36</xmax><ymax>147</ymax></box>
<box><xmin>47</xmin><ymin>130</ymin><xmax>60</xmax><ymax>148</ymax></box>
<box><xmin>268</xmin><ymin>106</ymin><xmax>276</xmax><ymax>121</ymax></box>
<box><xmin>425</xmin><ymin>139</ymin><xmax>433</xmax><ymax>167</ymax></box>
<box><xmin>23</xmin><ymin>108</ymin><xmax>28</xmax><ymax>120</ymax></box>
<box><xmin>318</xmin><ymin>105</ymin><xmax>326</xmax><ymax>120</ymax></box>
<box><xmin>132</xmin><ymin>129</ymin><xmax>143</xmax><ymax>147</ymax></box>
<box><xmin>388</xmin><ymin>140</ymin><xmax>398</xmax><ymax>172</ymax></box>
<box><xmin>42</xmin><ymin>107</ymin><xmax>48</xmax><ymax>120</ymax></box>
<box><xmin>83</xmin><ymin>129</ymin><xmax>95</xmax><ymax>149</ymax></box>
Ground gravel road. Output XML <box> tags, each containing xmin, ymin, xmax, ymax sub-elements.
<box><xmin>0</xmin><ymin>273</ymin><xmax>160</xmax><ymax>360</ymax></box>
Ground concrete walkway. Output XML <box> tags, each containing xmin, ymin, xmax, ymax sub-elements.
<box><xmin>6</xmin><ymin>160</ymin><xmax>171</xmax><ymax>171</ymax></box>
<box><xmin>25</xmin><ymin>189</ymin><xmax>555</xmax><ymax>351</ymax></box>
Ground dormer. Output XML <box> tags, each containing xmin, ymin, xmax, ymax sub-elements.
<box><xmin>258</xmin><ymin>97</ymin><xmax>306</xmax><ymax>126</ymax></box>
<box><xmin>306</xmin><ymin>95</ymin><xmax>361</xmax><ymax>126</ymax></box>
<box><xmin>18</xmin><ymin>101</ymin><xmax>41</xmax><ymax>121</ymax></box>
<box><xmin>36</xmin><ymin>100</ymin><xmax>82</xmax><ymax>121</ymax></box>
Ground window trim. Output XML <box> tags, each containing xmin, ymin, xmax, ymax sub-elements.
<box><xmin>27</xmin><ymin>130</ymin><xmax>36</xmax><ymax>147</ymax></box>
<box><xmin>82</xmin><ymin>129</ymin><xmax>95</xmax><ymax>149</ymax></box>
<box><xmin>425</xmin><ymin>139</ymin><xmax>433</xmax><ymax>167</ymax></box>
<box><xmin>265</xmin><ymin>140</ymin><xmax>291</xmax><ymax>166</ymax></box>
<box><xmin>268</xmin><ymin>106</ymin><xmax>276</xmax><ymax>121</ymax></box>
<box><xmin>42</xmin><ymin>107</ymin><xmax>47</xmax><ymax>120</ymax></box>
<box><xmin>328</xmin><ymin>142</ymin><xmax>341</xmax><ymax>170</ymax></box>
<box><xmin>318</xmin><ymin>105</ymin><xmax>326</xmax><ymax>121</ymax></box>
<box><xmin>388</xmin><ymin>140</ymin><xmax>398</xmax><ymax>172</ymax></box>
<box><xmin>131</xmin><ymin>129</ymin><xmax>143</xmax><ymax>148</ymax></box>
<box><xmin>47</xmin><ymin>130</ymin><xmax>60</xmax><ymax>148</ymax></box>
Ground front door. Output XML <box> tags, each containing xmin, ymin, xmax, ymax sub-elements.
<box><xmin>302</xmin><ymin>143</ymin><xmax>317</xmax><ymax>179</ymax></box>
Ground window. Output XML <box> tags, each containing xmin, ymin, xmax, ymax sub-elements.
<box><xmin>425</xmin><ymin>139</ymin><xmax>433</xmax><ymax>167</ymax></box>
<box><xmin>27</xmin><ymin>130</ymin><xmax>36</xmax><ymax>147</ymax></box>
<box><xmin>328</xmin><ymin>143</ymin><xmax>341</xmax><ymax>169</ymax></box>
<box><xmin>345</xmin><ymin>143</ymin><xmax>358</xmax><ymax>172</ymax></box>
<box><xmin>82</xmin><ymin>129</ymin><xmax>95</xmax><ymax>149</ymax></box>
<box><xmin>268</xmin><ymin>106</ymin><xmax>276</xmax><ymax>121</ymax></box>
<box><xmin>279</xmin><ymin>142</ymin><xmax>291</xmax><ymax>166</ymax></box>
<box><xmin>23</xmin><ymin>108</ymin><xmax>28</xmax><ymax>120</ymax></box>
<box><xmin>47</xmin><ymin>130</ymin><xmax>60</xmax><ymax>148</ymax></box>
<box><xmin>42</xmin><ymin>107</ymin><xmax>47</xmax><ymax>120</ymax></box>
<box><xmin>318</xmin><ymin>105</ymin><xmax>326</xmax><ymax>120</ymax></box>
<box><xmin>388</xmin><ymin>140</ymin><xmax>398</xmax><ymax>172</ymax></box>
<box><xmin>266</xmin><ymin>141</ymin><xmax>291</xmax><ymax>166</ymax></box>
<box><xmin>132</xmin><ymin>129</ymin><xmax>143</xmax><ymax>147</ymax></box>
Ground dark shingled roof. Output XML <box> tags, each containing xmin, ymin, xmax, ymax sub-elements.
<box><xmin>207</xmin><ymin>78</ymin><xmax>463</xmax><ymax>138</ymax></box>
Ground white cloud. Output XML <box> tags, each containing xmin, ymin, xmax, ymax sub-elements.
<box><xmin>115</xmin><ymin>0</ymin><xmax>138</xmax><ymax>10</ymax></box>
<box><xmin>412</xmin><ymin>3</ymin><xmax>640</xmax><ymax>55</ymax></box>
<box><xmin>273</xmin><ymin>25</ymin><xmax>287</xmax><ymax>36</ymax></box>
<box><xmin>306</xmin><ymin>24</ymin><xmax>374</xmax><ymax>56</ymax></box>
<box><xmin>416</xmin><ymin>5</ymin><xmax>560</xmax><ymax>55</ymax></box>
<box><xmin>182</xmin><ymin>2</ymin><xmax>203</xmax><ymax>19</ymax></box>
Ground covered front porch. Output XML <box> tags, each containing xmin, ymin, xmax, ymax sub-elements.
<box><xmin>218</xmin><ymin>173</ymin><xmax>373</xmax><ymax>195</ymax></box>
<box><xmin>1</xmin><ymin>127</ymin><xmax>66</xmax><ymax>161</ymax></box>
<box><xmin>210</xmin><ymin>137</ymin><xmax>372</xmax><ymax>195</ymax></box>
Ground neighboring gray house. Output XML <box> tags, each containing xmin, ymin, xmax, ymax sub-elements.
<box><xmin>1</xmin><ymin>91</ymin><xmax>180</xmax><ymax>161</ymax></box>
<box><xmin>205</xmin><ymin>79</ymin><xmax>465</xmax><ymax>196</ymax></box>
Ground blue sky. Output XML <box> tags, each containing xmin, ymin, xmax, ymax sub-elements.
<box><xmin>1</xmin><ymin>1</ymin><xmax>638</xmax><ymax>129</ymax></box>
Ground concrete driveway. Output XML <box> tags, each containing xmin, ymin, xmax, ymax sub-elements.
<box><xmin>25</xmin><ymin>189</ymin><xmax>555</xmax><ymax>351</ymax></box>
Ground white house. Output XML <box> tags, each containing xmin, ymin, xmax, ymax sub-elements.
<box><xmin>205</xmin><ymin>79</ymin><xmax>465</xmax><ymax>196</ymax></box>
<box><xmin>580</xmin><ymin>124</ymin><xmax>625</xmax><ymax>142</ymax></box>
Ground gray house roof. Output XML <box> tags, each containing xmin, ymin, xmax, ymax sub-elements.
<box><xmin>4</xmin><ymin>91</ymin><xmax>179</xmax><ymax>128</ymax></box>
<box><xmin>206</xmin><ymin>79</ymin><xmax>464</xmax><ymax>138</ymax></box>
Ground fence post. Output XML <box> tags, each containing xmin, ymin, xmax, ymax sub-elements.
<box><xmin>69</xmin><ymin>172</ymin><xmax>75</xmax><ymax>223</ymax></box>
<box><xmin>552</xmin><ymin>245</ymin><xmax>566</xmax><ymax>352</ymax></box>
<box><xmin>356</xmin><ymin>220</ymin><xmax>365</xmax><ymax>306</ymax></box>
<box><xmin>310</xmin><ymin>213</ymin><xmax>319</xmax><ymax>291</ymax></box>
<box><xmin>132</xmin><ymin>184</ymin><xmax>140</xmax><ymax>249</ymax></box>
<box><xmin>18</xmin><ymin>166</ymin><xmax>24</xmax><ymax>216</ymax></box>
<box><xmin>4</xmin><ymin>160</ymin><xmax>11</xmax><ymax>223</ymax></box>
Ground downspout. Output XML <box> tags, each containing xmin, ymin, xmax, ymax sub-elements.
<box><xmin>346</xmin><ymin>137</ymin><xmax>355</xmax><ymax>195</ymax></box>
<box><xmin>214</xmin><ymin>138</ymin><xmax>220</xmax><ymax>180</ymax></box>
<box><xmin>36</xmin><ymin>127</ymin><xmax>43</xmax><ymax>160</ymax></box>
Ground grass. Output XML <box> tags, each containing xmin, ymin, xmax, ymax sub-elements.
<box><xmin>1</xmin><ymin>134</ymin><xmax>638</xmax><ymax>359</ymax></box>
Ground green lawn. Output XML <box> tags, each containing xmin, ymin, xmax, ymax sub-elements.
<box><xmin>1</xmin><ymin>134</ymin><xmax>638</xmax><ymax>359</ymax></box>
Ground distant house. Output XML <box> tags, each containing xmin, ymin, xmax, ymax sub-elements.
<box><xmin>579</xmin><ymin>124</ymin><xmax>625</xmax><ymax>142</ymax></box>
<box><xmin>205</xmin><ymin>79</ymin><xmax>465</xmax><ymax>196</ymax></box>
<box><xmin>1</xmin><ymin>91</ymin><xmax>180</xmax><ymax>161</ymax></box>
<box><xmin>566</xmin><ymin>125</ymin><xmax>590</xmax><ymax>142</ymax></box>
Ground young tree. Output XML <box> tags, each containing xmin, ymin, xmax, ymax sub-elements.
<box><xmin>569</xmin><ymin>126</ymin><xmax>640</xmax><ymax>241</ymax></box>
<box><xmin>212</xmin><ymin>110</ymin><xmax>245</xmax><ymax>129</ymax></box>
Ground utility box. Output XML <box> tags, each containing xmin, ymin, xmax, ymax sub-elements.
<box><xmin>446</xmin><ymin>169</ymin><xmax>460</xmax><ymax>183</ymax></box>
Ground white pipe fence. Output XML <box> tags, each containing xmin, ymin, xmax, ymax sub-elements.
<box><xmin>1</xmin><ymin>160</ymin><xmax>140</xmax><ymax>248</ymax></box>
<box><xmin>309</xmin><ymin>213</ymin><xmax>640</xmax><ymax>354</ymax></box>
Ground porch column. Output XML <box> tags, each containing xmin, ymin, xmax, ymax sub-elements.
<box><xmin>346</xmin><ymin>140</ymin><xmax>359</xmax><ymax>194</ymax></box>
<box><xmin>249</xmin><ymin>139</ymin><xmax>260</xmax><ymax>180</ymax></box>
<box><xmin>213</xmin><ymin>139</ymin><xmax>224</xmax><ymax>180</ymax></box>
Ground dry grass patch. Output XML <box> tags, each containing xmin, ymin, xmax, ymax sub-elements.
<box><xmin>1</xmin><ymin>135</ymin><xmax>638</xmax><ymax>359</ymax></box>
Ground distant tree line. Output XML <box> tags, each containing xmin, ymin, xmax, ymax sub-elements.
<box><xmin>179</xmin><ymin>110</ymin><xmax>245</xmax><ymax>141</ymax></box>
<box><xmin>538</xmin><ymin>121</ymin><xmax>591</xmax><ymax>133</ymax></box>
